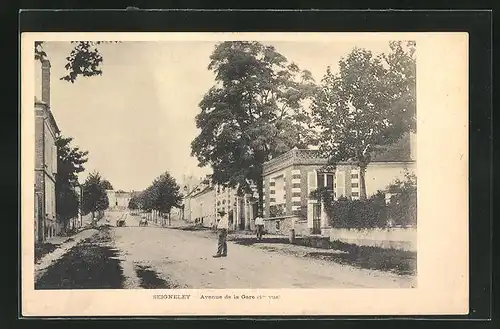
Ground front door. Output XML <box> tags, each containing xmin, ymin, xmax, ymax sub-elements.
<box><xmin>312</xmin><ymin>203</ymin><xmax>321</xmax><ymax>234</ymax></box>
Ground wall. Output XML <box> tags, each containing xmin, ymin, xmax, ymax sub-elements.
<box><xmin>327</xmin><ymin>227</ymin><xmax>417</xmax><ymax>252</ymax></box>
<box><xmin>191</xmin><ymin>188</ymin><xmax>216</xmax><ymax>227</ymax></box>
<box><xmin>263</xmin><ymin>216</ymin><xmax>308</xmax><ymax>236</ymax></box>
<box><xmin>364</xmin><ymin>162</ymin><xmax>416</xmax><ymax>196</ymax></box>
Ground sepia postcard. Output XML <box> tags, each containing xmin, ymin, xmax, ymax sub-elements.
<box><xmin>21</xmin><ymin>32</ymin><xmax>469</xmax><ymax>317</ymax></box>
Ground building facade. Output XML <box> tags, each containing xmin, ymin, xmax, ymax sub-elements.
<box><xmin>183</xmin><ymin>175</ymin><xmax>259</xmax><ymax>230</ymax></box>
<box><xmin>106</xmin><ymin>190</ymin><xmax>132</xmax><ymax>210</ymax></box>
<box><xmin>34</xmin><ymin>59</ymin><xmax>60</xmax><ymax>244</ymax></box>
<box><xmin>262</xmin><ymin>133</ymin><xmax>417</xmax><ymax>235</ymax></box>
<box><xmin>183</xmin><ymin>133</ymin><xmax>416</xmax><ymax>236</ymax></box>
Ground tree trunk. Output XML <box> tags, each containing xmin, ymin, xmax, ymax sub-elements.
<box><xmin>256</xmin><ymin>173</ymin><xmax>264</xmax><ymax>217</ymax></box>
<box><xmin>359</xmin><ymin>165</ymin><xmax>368</xmax><ymax>200</ymax></box>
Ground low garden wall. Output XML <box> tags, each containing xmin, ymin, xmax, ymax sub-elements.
<box><xmin>263</xmin><ymin>216</ymin><xmax>309</xmax><ymax>236</ymax></box>
<box><xmin>325</xmin><ymin>227</ymin><xmax>417</xmax><ymax>252</ymax></box>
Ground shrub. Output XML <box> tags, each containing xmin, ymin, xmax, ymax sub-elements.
<box><xmin>269</xmin><ymin>203</ymin><xmax>285</xmax><ymax>217</ymax></box>
<box><xmin>324</xmin><ymin>195</ymin><xmax>387</xmax><ymax>229</ymax></box>
<box><xmin>387</xmin><ymin>172</ymin><xmax>417</xmax><ymax>227</ymax></box>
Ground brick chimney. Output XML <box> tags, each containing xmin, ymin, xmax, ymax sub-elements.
<box><xmin>41</xmin><ymin>59</ymin><xmax>51</xmax><ymax>106</ymax></box>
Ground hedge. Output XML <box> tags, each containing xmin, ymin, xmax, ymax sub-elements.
<box><xmin>324</xmin><ymin>193</ymin><xmax>388</xmax><ymax>229</ymax></box>
<box><xmin>317</xmin><ymin>173</ymin><xmax>417</xmax><ymax>229</ymax></box>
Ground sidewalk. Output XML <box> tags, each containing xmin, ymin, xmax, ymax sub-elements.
<box><xmin>35</xmin><ymin>228</ymin><xmax>99</xmax><ymax>281</ymax></box>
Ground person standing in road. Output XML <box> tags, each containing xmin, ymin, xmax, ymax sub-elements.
<box><xmin>254</xmin><ymin>213</ymin><xmax>265</xmax><ymax>241</ymax></box>
<box><xmin>213</xmin><ymin>211</ymin><xmax>229</xmax><ymax>258</ymax></box>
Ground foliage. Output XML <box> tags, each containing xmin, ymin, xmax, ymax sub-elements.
<box><xmin>386</xmin><ymin>172</ymin><xmax>417</xmax><ymax>227</ymax></box>
<box><xmin>140</xmin><ymin>171</ymin><xmax>183</xmax><ymax>214</ymax></box>
<box><xmin>127</xmin><ymin>194</ymin><xmax>141</xmax><ymax>210</ymax></box>
<box><xmin>55</xmin><ymin>135</ymin><xmax>88</xmax><ymax>229</ymax></box>
<box><xmin>82</xmin><ymin>171</ymin><xmax>110</xmax><ymax>216</ymax></box>
<box><xmin>312</xmin><ymin>172</ymin><xmax>417</xmax><ymax>229</ymax></box>
<box><xmin>191</xmin><ymin>41</ymin><xmax>317</xmax><ymax>213</ymax></box>
<box><xmin>311</xmin><ymin>41</ymin><xmax>416</xmax><ymax>199</ymax></box>
<box><xmin>269</xmin><ymin>203</ymin><xmax>285</xmax><ymax>218</ymax></box>
<box><xmin>101</xmin><ymin>179</ymin><xmax>114</xmax><ymax>190</ymax></box>
<box><xmin>324</xmin><ymin>194</ymin><xmax>388</xmax><ymax>229</ymax></box>
<box><xmin>35</xmin><ymin>41</ymin><xmax>120</xmax><ymax>83</ymax></box>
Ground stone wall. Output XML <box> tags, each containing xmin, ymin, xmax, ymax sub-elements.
<box><xmin>263</xmin><ymin>216</ymin><xmax>308</xmax><ymax>236</ymax></box>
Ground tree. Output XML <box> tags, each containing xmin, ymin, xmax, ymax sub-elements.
<box><xmin>311</xmin><ymin>41</ymin><xmax>416</xmax><ymax>200</ymax></box>
<box><xmin>127</xmin><ymin>194</ymin><xmax>140</xmax><ymax>210</ymax></box>
<box><xmin>55</xmin><ymin>135</ymin><xmax>88</xmax><ymax>231</ymax></box>
<box><xmin>82</xmin><ymin>171</ymin><xmax>110</xmax><ymax>218</ymax></box>
<box><xmin>191</xmin><ymin>41</ymin><xmax>316</xmax><ymax>214</ymax></box>
<box><xmin>143</xmin><ymin>172</ymin><xmax>182</xmax><ymax>214</ymax></box>
<box><xmin>35</xmin><ymin>41</ymin><xmax>119</xmax><ymax>83</ymax></box>
<box><xmin>101</xmin><ymin>179</ymin><xmax>114</xmax><ymax>190</ymax></box>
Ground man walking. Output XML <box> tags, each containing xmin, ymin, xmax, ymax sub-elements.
<box><xmin>213</xmin><ymin>211</ymin><xmax>229</xmax><ymax>258</ymax></box>
<box><xmin>254</xmin><ymin>213</ymin><xmax>265</xmax><ymax>241</ymax></box>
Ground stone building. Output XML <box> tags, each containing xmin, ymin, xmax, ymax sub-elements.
<box><xmin>106</xmin><ymin>190</ymin><xmax>132</xmax><ymax>210</ymax></box>
<box><xmin>183</xmin><ymin>175</ymin><xmax>259</xmax><ymax>230</ymax></box>
<box><xmin>261</xmin><ymin>133</ymin><xmax>417</xmax><ymax>236</ymax></box>
<box><xmin>34</xmin><ymin>59</ymin><xmax>60</xmax><ymax>243</ymax></box>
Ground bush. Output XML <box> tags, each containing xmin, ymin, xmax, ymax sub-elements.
<box><xmin>269</xmin><ymin>203</ymin><xmax>285</xmax><ymax>217</ymax></box>
<box><xmin>387</xmin><ymin>173</ymin><xmax>417</xmax><ymax>227</ymax></box>
<box><xmin>324</xmin><ymin>194</ymin><xmax>387</xmax><ymax>229</ymax></box>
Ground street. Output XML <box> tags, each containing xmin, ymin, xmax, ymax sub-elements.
<box><xmin>35</xmin><ymin>210</ymin><xmax>416</xmax><ymax>289</ymax></box>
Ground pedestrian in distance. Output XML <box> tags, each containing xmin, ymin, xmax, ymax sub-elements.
<box><xmin>213</xmin><ymin>211</ymin><xmax>229</xmax><ymax>258</ymax></box>
<box><xmin>254</xmin><ymin>213</ymin><xmax>265</xmax><ymax>241</ymax></box>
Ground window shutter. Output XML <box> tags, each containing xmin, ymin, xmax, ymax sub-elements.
<box><xmin>52</xmin><ymin>145</ymin><xmax>58</xmax><ymax>175</ymax></box>
<box><xmin>307</xmin><ymin>171</ymin><xmax>317</xmax><ymax>195</ymax></box>
<box><xmin>336</xmin><ymin>172</ymin><xmax>345</xmax><ymax>198</ymax></box>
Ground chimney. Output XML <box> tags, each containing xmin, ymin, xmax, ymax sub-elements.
<box><xmin>41</xmin><ymin>59</ymin><xmax>51</xmax><ymax>106</ymax></box>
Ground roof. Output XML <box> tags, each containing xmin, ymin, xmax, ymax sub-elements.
<box><xmin>34</xmin><ymin>97</ymin><xmax>60</xmax><ymax>135</ymax></box>
<box><xmin>263</xmin><ymin>134</ymin><xmax>415</xmax><ymax>175</ymax></box>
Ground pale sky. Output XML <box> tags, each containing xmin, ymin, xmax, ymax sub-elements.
<box><xmin>37</xmin><ymin>40</ymin><xmax>392</xmax><ymax>191</ymax></box>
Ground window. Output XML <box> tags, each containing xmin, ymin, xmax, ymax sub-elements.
<box><xmin>217</xmin><ymin>201</ymin><xmax>220</xmax><ymax>206</ymax></box>
<box><xmin>292</xmin><ymin>183</ymin><xmax>301</xmax><ymax>188</ymax></box>
<box><xmin>352</xmin><ymin>192</ymin><xmax>359</xmax><ymax>197</ymax></box>
<box><xmin>326</xmin><ymin>174</ymin><xmax>334</xmax><ymax>191</ymax></box>
<box><xmin>270</xmin><ymin>190</ymin><xmax>275</xmax><ymax>194</ymax></box>
<box><xmin>292</xmin><ymin>174</ymin><xmax>301</xmax><ymax>179</ymax></box>
<box><xmin>222</xmin><ymin>200</ymin><xmax>226</xmax><ymax>204</ymax></box>
<box><xmin>269</xmin><ymin>181</ymin><xmax>275</xmax><ymax>186</ymax></box>
<box><xmin>351</xmin><ymin>173</ymin><xmax>359</xmax><ymax>179</ymax></box>
<box><xmin>270</xmin><ymin>198</ymin><xmax>276</xmax><ymax>203</ymax></box>
<box><xmin>352</xmin><ymin>183</ymin><xmax>359</xmax><ymax>188</ymax></box>
<box><xmin>292</xmin><ymin>192</ymin><xmax>301</xmax><ymax>197</ymax></box>
<box><xmin>292</xmin><ymin>201</ymin><xmax>301</xmax><ymax>207</ymax></box>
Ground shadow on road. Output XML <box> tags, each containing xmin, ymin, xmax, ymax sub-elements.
<box><xmin>133</xmin><ymin>264</ymin><xmax>175</xmax><ymax>289</ymax></box>
<box><xmin>35</xmin><ymin>227</ymin><xmax>125</xmax><ymax>289</ymax></box>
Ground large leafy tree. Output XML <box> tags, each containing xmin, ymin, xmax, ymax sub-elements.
<box><xmin>142</xmin><ymin>171</ymin><xmax>183</xmax><ymax>215</ymax></box>
<box><xmin>55</xmin><ymin>135</ymin><xmax>88</xmax><ymax>231</ymax></box>
<box><xmin>82</xmin><ymin>171</ymin><xmax>110</xmax><ymax>218</ymax></box>
<box><xmin>191</xmin><ymin>41</ymin><xmax>316</xmax><ymax>214</ymax></box>
<box><xmin>312</xmin><ymin>41</ymin><xmax>416</xmax><ymax>200</ymax></box>
<box><xmin>35</xmin><ymin>41</ymin><xmax>118</xmax><ymax>83</ymax></box>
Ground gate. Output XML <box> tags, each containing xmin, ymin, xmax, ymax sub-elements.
<box><xmin>312</xmin><ymin>203</ymin><xmax>321</xmax><ymax>234</ymax></box>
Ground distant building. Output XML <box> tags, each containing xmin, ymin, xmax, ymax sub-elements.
<box><xmin>183</xmin><ymin>175</ymin><xmax>258</xmax><ymax>230</ymax></box>
<box><xmin>106</xmin><ymin>190</ymin><xmax>132</xmax><ymax>209</ymax></box>
<box><xmin>34</xmin><ymin>59</ymin><xmax>60</xmax><ymax>243</ymax></box>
